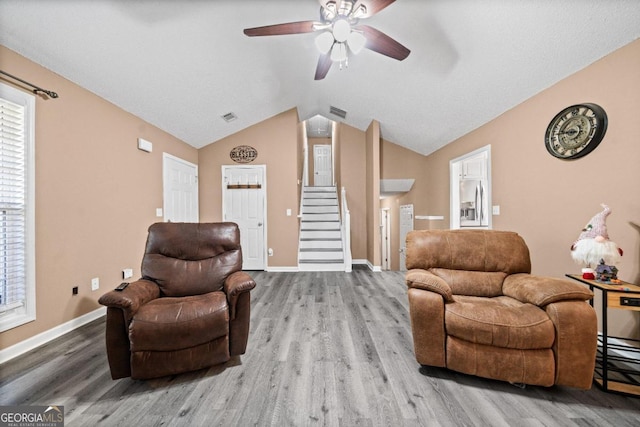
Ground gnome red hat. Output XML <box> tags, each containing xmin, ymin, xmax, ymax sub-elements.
<box><xmin>571</xmin><ymin>203</ymin><xmax>623</xmax><ymax>267</ymax></box>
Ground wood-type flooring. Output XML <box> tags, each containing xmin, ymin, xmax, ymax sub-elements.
<box><xmin>2</xmin><ymin>269</ymin><xmax>640</xmax><ymax>426</ymax></box>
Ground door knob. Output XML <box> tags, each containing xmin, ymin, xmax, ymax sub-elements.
<box><xmin>258</xmin><ymin>222</ymin><xmax>263</xmax><ymax>227</ymax></box>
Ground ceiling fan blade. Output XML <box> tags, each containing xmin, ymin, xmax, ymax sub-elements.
<box><xmin>352</xmin><ymin>0</ymin><xmax>396</xmax><ymax>18</ymax></box>
<box><xmin>314</xmin><ymin>53</ymin><xmax>333</xmax><ymax>80</ymax></box>
<box><xmin>356</xmin><ymin>24</ymin><xmax>410</xmax><ymax>60</ymax></box>
<box><xmin>243</xmin><ymin>21</ymin><xmax>318</xmax><ymax>37</ymax></box>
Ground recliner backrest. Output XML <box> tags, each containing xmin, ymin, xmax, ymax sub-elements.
<box><xmin>141</xmin><ymin>222</ymin><xmax>243</xmax><ymax>297</ymax></box>
<box><xmin>406</xmin><ymin>229</ymin><xmax>531</xmax><ymax>297</ymax></box>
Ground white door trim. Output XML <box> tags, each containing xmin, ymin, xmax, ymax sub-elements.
<box><xmin>163</xmin><ymin>153</ymin><xmax>199</xmax><ymax>222</ymax></box>
<box><xmin>221</xmin><ymin>164</ymin><xmax>267</xmax><ymax>270</ymax></box>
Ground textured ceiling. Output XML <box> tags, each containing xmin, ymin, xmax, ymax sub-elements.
<box><xmin>1</xmin><ymin>1</ymin><xmax>639</xmax><ymax>155</ymax></box>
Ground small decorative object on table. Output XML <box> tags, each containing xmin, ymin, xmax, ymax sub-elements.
<box><xmin>595</xmin><ymin>259</ymin><xmax>619</xmax><ymax>283</ymax></box>
<box><xmin>570</xmin><ymin>204</ymin><xmax>623</xmax><ymax>279</ymax></box>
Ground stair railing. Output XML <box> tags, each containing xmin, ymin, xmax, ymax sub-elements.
<box><xmin>341</xmin><ymin>186</ymin><xmax>352</xmax><ymax>272</ymax></box>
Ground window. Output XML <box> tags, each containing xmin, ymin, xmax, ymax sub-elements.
<box><xmin>0</xmin><ymin>82</ymin><xmax>35</xmax><ymax>332</ymax></box>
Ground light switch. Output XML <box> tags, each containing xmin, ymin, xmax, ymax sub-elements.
<box><xmin>156</xmin><ymin>208</ymin><xmax>163</xmax><ymax>217</ymax></box>
<box><xmin>137</xmin><ymin>138</ymin><xmax>153</xmax><ymax>152</ymax></box>
<box><xmin>492</xmin><ymin>205</ymin><xmax>500</xmax><ymax>215</ymax></box>
<box><xmin>286</xmin><ymin>209</ymin><xmax>292</xmax><ymax>216</ymax></box>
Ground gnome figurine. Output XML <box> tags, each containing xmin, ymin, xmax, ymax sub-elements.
<box><xmin>571</xmin><ymin>204</ymin><xmax>623</xmax><ymax>278</ymax></box>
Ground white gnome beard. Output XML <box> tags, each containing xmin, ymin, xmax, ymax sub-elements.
<box><xmin>571</xmin><ymin>238</ymin><xmax>622</xmax><ymax>268</ymax></box>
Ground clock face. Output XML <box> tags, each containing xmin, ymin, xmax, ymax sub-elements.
<box><xmin>545</xmin><ymin>103</ymin><xmax>608</xmax><ymax>160</ymax></box>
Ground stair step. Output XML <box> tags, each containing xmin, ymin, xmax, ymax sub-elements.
<box><xmin>299</xmin><ymin>239</ymin><xmax>342</xmax><ymax>251</ymax></box>
<box><xmin>300</xmin><ymin>230</ymin><xmax>341</xmax><ymax>239</ymax></box>
<box><xmin>299</xmin><ymin>258</ymin><xmax>344</xmax><ymax>264</ymax></box>
<box><xmin>302</xmin><ymin>206</ymin><xmax>339</xmax><ymax>213</ymax></box>
<box><xmin>303</xmin><ymin>199</ymin><xmax>338</xmax><ymax>206</ymax></box>
<box><xmin>302</xmin><ymin>214</ymin><xmax>340</xmax><ymax>221</ymax></box>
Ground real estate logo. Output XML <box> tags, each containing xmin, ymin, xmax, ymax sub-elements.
<box><xmin>0</xmin><ymin>405</ymin><xmax>64</xmax><ymax>427</ymax></box>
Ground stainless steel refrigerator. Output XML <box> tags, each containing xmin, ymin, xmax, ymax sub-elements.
<box><xmin>459</xmin><ymin>179</ymin><xmax>488</xmax><ymax>227</ymax></box>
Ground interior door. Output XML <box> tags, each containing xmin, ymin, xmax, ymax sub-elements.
<box><xmin>381</xmin><ymin>209</ymin><xmax>391</xmax><ymax>270</ymax></box>
<box><xmin>222</xmin><ymin>165</ymin><xmax>266</xmax><ymax>270</ymax></box>
<box><xmin>399</xmin><ymin>204</ymin><xmax>414</xmax><ymax>271</ymax></box>
<box><xmin>313</xmin><ymin>144</ymin><xmax>332</xmax><ymax>186</ymax></box>
<box><xmin>163</xmin><ymin>153</ymin><xmax>199</xmax><ymax>223</ymax></box>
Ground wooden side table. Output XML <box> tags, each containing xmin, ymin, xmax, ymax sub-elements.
<box><xmin>566</xmin><ymin>274</ymin><xmax>640</xmax><ymax>396</ymax></box>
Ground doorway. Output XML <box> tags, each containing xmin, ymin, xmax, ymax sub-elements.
<box><xmin>450</xmin><ymin>145</ymin><xmax>492</xmax><ymax>229</ymax></box>
<box><xmin>222</xmin><ymin>165</ymin><xmax>266</xmax><ymax>270</ymax></box>
<box><xmin>163</xmin><ymin>153</ymin><xmax>199</xmax><ymax>223</ymax></box>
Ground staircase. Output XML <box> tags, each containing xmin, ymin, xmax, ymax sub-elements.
<box><xmin>298</xmin><ymin>186</ymin><xmax>345</xmax><ymax>271</ymax></box>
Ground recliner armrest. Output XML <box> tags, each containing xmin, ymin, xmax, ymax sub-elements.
<box><xmin>405</xmin><ymin>269</ymin><xmax>454</xmax><ymax>302</ymax></box>
<box><xmin>98</xmin><ymin>279</ymin><xmax>160</xmax><ymax>321</ymax></box>
<box><xmin>503</xmin><ymin>273</ymin><xmax>593</xmax><ymax>307</ymax></box>
<box><xmin>224</xmin><ymin>271</ymin><xmax>256</xmax><ymax>319</ymax></box>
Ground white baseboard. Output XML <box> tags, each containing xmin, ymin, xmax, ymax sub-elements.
<box><xmin>0</xmin><ymin>306</ymin><xmax>106</xmax><ymax>365</ymax></box>
<box><xmin>265</xmin><ymin>266</ymin><xmax>299</xmax><ymax>272</ymax></box>
<box><xmin>352</xmin><ymin>259</ymin><xmax>368</xmax><ymax>265</ymax></box>
<box><xmin>365</xmin><ymin>260</ymin><xmax>382</xmax><ymax>272</ymax></box>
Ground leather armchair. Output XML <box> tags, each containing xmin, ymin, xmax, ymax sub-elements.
<box><xmin>405</xmin><ymin>229</ymin><xmax>597</xmax><ymax>389</ymax></box>
<box><xmin>98</xmin><ymin>222</ymin><xmax>256</xmax><ymax>380</ymax></box>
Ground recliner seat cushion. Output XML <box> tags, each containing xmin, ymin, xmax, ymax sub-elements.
<box><xmin>130</xmin><ymin>291</ymin><xmax>229</xmax><ymax>351</ymax></box>
<box><xmin>445</xmin><ymin>295</ymin><xmax>555</xmax><ymax>350</ymax></box>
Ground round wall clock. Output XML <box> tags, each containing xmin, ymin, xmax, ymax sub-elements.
<box><xmin>544</xmin><ymin>103</ymin><xmax>608</xmax><ymax>160</ymax></box>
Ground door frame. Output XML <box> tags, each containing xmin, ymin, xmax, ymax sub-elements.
<box><xmin>380</xmin><ymin>208</ymin><xmax>391</xmax><ymax>270</ymax></box>
<box><xmin>449</xmin><ymin>145</ymin><xmax>492</xmax><ymax>230</ymax></box>
<box><xmin>221</xmin><ymin>164</ymin><xmax>267</xmax><ymax>270</ymax></box>
<box><xmin>162</xmin><ymin>152</ymin><xmax>199</xmax><ymax>222</ymax></box>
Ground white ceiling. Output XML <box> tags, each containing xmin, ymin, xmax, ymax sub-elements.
<box><xmin>1</xmin><ymin>1</ymin><xmax>639</xmax><ymax>155</ymax></box>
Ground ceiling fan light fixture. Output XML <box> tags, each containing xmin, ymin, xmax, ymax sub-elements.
<box><xmin>352</xmin><ymin>4</ymin><xmax>367</xmax><ymax>19</ymax></box>
<box><xmin>332</xmin><ymin>19</ymin><xmax>351</xmax><ymax>42</ymax></box>
<box><xmin>315</xmin><ymin>31</ymin><xmax>335</xmax><ymax>54</ymax></box>
<box><xmin>330</xmin><ymin>42</ymin><xmax>348</xmax><ymax>63</ymax></box>
<box><xmin>347</xmin><ymin>31</ymin><xmax>366</xmax><ymax>54</ymax></box>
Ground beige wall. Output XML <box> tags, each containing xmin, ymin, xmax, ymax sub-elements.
<box><xmin>0</xmin><ymin>46</ymin><xmax>197</xmax><ymax>349</ymax></box>
<box><xmin>338</xmin><ymin>123</ymin><xmax>367</xmax><ymax>261</ymax></box>
<box><xmin>417</xmin><ymin>39</ymin><xmax>640</xmax><ymax>337</ymax></box>
<box><xmin>365</xmin><ymin>120</ymin><xmax>381</xmax><ymax>267</ymax></box>
<box><xmin>198</xmin><ymin>109</ymin><xmax>300</xmax><ymax>268</ymax></box>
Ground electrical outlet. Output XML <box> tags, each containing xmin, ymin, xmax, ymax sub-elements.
<box><xmin>123</xmin><ymin>268</ymin><xmax>133</xmax><ymax>279</ymax></box>
<box><xmin>72</xmin><ymin>286</ymin><xmax>78</xmax><ymax>295</ymax></box>
<box><xmin>268</xmin><ymin>248</ymin><xmax>274</xmax><ymax>256</ymax></box>
<box><xmin>91</xmin><ymin>277</ymin><xmax>100</xmax><ymax>291</ymax></box>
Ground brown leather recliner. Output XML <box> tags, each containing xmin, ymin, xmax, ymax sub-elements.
<box><xmin>98</xmin><ymin>222</ymin><xmax>256</xmax><ymax>380</ymax></box>
<box><xmin>405</xmin><ymin>229</ymin><xmax>597</xmax><ymax>389</ymax></box>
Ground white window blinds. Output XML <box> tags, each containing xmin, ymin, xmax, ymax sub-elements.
<box><xmin>1</xmin><ymin>97</ymin><xmax>27</xmax><ymax>313</ymax></box>
<box><xmin>0</xmin><ymin>83</ymin><xmax>35</xmax><ymax>331</ymax></box>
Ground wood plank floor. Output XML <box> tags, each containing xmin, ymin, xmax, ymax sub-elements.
<box><xmin>2</xmin><ymin>268</ymin><xmax>640</xmax><ymax>426</ymax></box>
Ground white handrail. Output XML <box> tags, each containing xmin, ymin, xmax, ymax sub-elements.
<box><xmin>341</xmin><ymin>186</ymin><xmax>352</xmax><ymax>272</ymax></box>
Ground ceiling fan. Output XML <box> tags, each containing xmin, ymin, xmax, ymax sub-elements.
<box><xmin>243</xmin><ymin>0</ymin><xmax>410</xmax><ymax>80</ymax></box>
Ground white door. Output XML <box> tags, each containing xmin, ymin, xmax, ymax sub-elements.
<box><xmin>399</xmin><ymin>204</ymin><xmax>414</xmax><ymax>271</ymax></box>
<box><xmin>163</xmin><ymin>153</ymin><xmax>198</xmax><ymax>222</ymax></box>
<box><xmin>381</xmin><ymin>209</ymin><xmax>391</xmax><ymax>270</ymax></box>
<box><xmin>313</xmin><ymin>144</ymin><xmax>332</xmax><ymax>186</ymax></box>
<box><xmin>222</xmin><ymin>165</ymin><xmax>266</xmax><ymax>270</ymax></box>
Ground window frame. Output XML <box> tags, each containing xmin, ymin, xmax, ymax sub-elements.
<box><xmin>0</xmin><ymin>82</ymin><xmax>36</xmax><ymax>332</ymax></box>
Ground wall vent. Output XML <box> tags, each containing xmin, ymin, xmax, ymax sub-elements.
<box><xmin>329</xmin><ymin>106</ymin><xmax>347</xmax><ymax>119</ymax></box>
<box><xmin>222</xmin><ymin>112</ymin><xmax>237</xmax><ymax>122</ymax></box>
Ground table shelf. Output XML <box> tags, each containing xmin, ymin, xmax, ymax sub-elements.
<box><xmin>566</xmin><ymin>274</ymin><xmax>640</xmax><ymax>397</ymax></box>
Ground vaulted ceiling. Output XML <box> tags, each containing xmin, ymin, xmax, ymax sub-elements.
<box><xmin>1</xmin><ymin>1</ymin><xmax>639</xmax><ymax>155</ymax></box>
